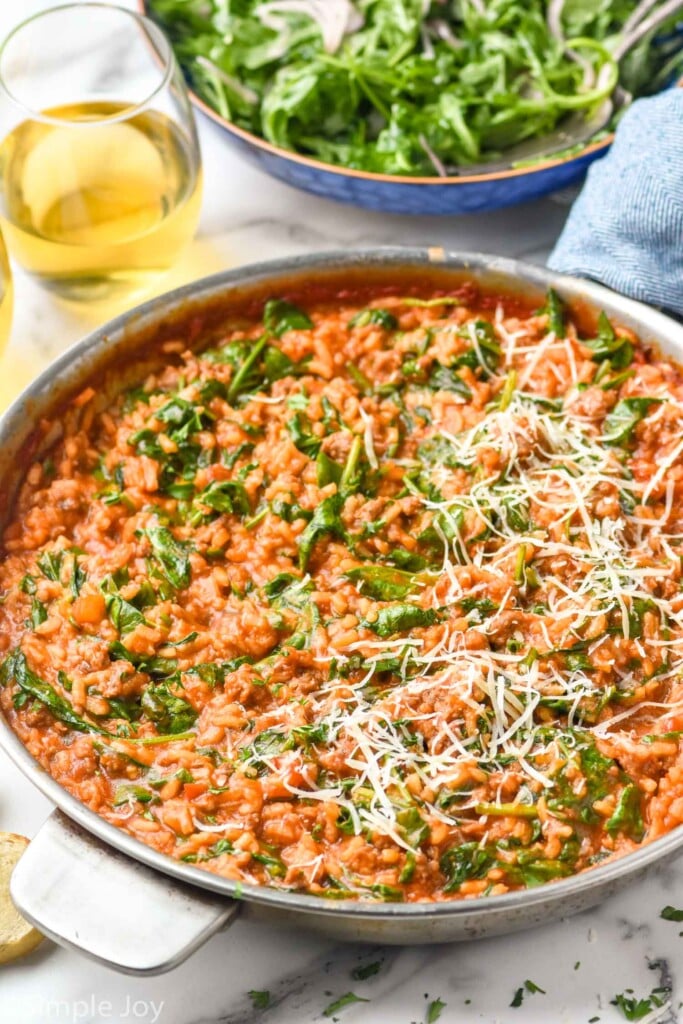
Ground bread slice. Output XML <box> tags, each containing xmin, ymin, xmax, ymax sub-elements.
<box><xmin>0</xmin><ymin>833</ymin><xmax>45</xmax><ymax>963</ymax></box>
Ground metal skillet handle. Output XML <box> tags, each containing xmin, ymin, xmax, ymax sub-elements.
<box><xmin>10</xmin><ymin>810</ymin><xmax>239</xmax><ymax>975</ymax></box>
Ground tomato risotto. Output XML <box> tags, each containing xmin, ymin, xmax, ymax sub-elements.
<box><xmin>1</xmin><ymin>285</ymin><xmax>682</xmax><ymax>902</ymax></box>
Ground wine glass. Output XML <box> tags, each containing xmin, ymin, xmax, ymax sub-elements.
<box><xmin>0</xmin><ymin>3</ymin><xmax>202</xmax><ymax>302</ymax></box>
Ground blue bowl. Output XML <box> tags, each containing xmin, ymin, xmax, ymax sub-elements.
<box><xmin>189</xmin><ymin>81</ymin><xmax>616</xmax><ymax>215</ymax></box>
<box><xmin>145</xmin><ymin>0</ymin><xmax>681</xmax><ymax>216</ymax></box>
<box><xmin>189</xmin><ymin>87</ymin><xmax>613</xmax><ymax>215</ymax></box>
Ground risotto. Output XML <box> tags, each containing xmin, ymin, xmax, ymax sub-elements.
<box><xmin>1</xmin><ymin>282</ymin><xmax>682</xmax><ymax>903</ymax></box>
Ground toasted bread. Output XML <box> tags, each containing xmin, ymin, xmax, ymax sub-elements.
<box><xmin>0</xmin><ymin>833</ymin><xmax>44</xmax><ymax>963</ymax></box>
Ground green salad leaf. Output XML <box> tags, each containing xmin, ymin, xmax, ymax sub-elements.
<box><xmin>147</xmin><ymin>0</ymin><xmax>683</xmax><ymax>177</ymax></box>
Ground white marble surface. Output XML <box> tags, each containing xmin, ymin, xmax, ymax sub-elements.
<box><xmin>1</xmin><ymin>3</ymin><xmax>682</xmax><ymax>1023</ymax></box>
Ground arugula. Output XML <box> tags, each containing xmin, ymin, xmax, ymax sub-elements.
<box><xmin>148</xmin><ymin>1</ymin><xmax>673</xmax><ymax>176</ymax></box>
<box><xmin>603</xmin><ymin>397</ymin><xmax>661</xmax><ymax>446</ymax></box>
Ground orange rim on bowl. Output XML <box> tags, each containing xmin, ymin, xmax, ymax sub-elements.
<box><xmin>138</xmin><ymin>0</ymin><xmax>622</xmax><ymax>186</ymax></box>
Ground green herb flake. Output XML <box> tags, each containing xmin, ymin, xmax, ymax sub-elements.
<box><xmin>323</xmin><ymin>992</ymin><xmax>369</xmax><ymax>1017</ymax></box>
<box><xmin>510</xmin><ymin>987</ymin><xmax>525</xmax><ymax>1008</ymax></box>
<box><xmin>351</xmin><ymin>960</ymin><xmax>382</xmax><ymax>981</ymax></box>
<box><xmin>248</xmin><ymin>990</ymin><xmax>271</xmax><ymax>1009</ymax></box>
<box><xmin>660</xmin><ymin>905</ymin><xmax>683</xmax><ymax>922</ymax></box>
<box><xmin>610</xmin><ymin>989</ymin><xmax>667</xmax><ymax>1021</ymax></box>
<box><xmin>427</xmin><ymin>997</ymin><xmax>446</xmax><ymax>1023</ymax></box>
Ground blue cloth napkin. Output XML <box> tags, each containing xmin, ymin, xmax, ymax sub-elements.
<box><xmin>547</xmin><ymin>88</ymin><xmax>683</xmax><ymax>318</ymax></box>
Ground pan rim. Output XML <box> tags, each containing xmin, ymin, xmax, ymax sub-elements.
<box><xmin>1</xmin><ymin>246</ymin><xmax>682</xmax><ymax>920</ymax></box>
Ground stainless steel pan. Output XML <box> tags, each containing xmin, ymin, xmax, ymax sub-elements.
<box><xmin>1</xmin><ymin>249</ymin><xmax>682</xmax><ymax>975</ymax></box>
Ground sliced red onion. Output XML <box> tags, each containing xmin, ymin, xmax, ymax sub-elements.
<box><xmin>195</xmin><ymin>56</ymin><xmax>260</xmax><ymax>104</ymax></box>
<box><xmin>257</xmin><ymin>0</ymin><xmax>363</xmax><ymax>55</ymax></box>
<box><xmin>418</xmin><ymin>133</ymin><xmax>448</xmax><ymax>177</ymax></box>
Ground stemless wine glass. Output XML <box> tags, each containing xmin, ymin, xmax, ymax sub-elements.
<box><xmin>0</xmin><ymin>3</ymin><xmax>202</xmax><ymax>302</ymax></box>
<box><xmin>0</xmin><ymin>228</ymin><xmax>12</xmax><ymax>352</ymax></box>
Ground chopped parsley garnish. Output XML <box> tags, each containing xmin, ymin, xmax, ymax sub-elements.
<box><xmin>323</xmin><ymin>993</ymin><xmax>369</xmax><ymax>1017</ymax></box>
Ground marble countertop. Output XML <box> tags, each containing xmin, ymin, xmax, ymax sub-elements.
<box><xmin>1</xmin><ymin>4</ymin><xmax>681</xmax><ymax>1023</ymax></box>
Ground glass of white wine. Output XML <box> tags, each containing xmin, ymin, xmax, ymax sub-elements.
<box><xmin>0</xmin><ymin>3</ymin><xmax>202</xmax><ymax>302</ymax></box>
<box><xmin>0</xmin><ymin>229</ymin><xmax>12</xmax><ymax>353</ymax></box>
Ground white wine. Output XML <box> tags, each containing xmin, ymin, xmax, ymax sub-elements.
<box><xmin>0</xmin><ymin>235</ymin><xmax>11</xmax><ymax>353</ymax></box>
<box><xmin>0</xmin><ymin>101</ymin><xmax>202</xmax><ymax>300</ymax></box>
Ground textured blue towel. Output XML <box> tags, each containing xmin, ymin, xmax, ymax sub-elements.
<box><xmin>548</xmin><ymin>88</ymin><xmax>683</xmax><ymax>318</ymax></box>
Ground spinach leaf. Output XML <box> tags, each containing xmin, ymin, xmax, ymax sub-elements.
<box><xmin>440</xmin><ymin>842</ymin><xmax>495</xmax><ymax>893</ymax></box>
<box><xmin>0</xmin><ymin>650</ymin><xmax>107</xmax><ymax>735</ymax></box>
<box><xmin>29</xmin><ymin>599</ymin><xmax>47</xmax><ymax>629</ymax></box>
<box><xmin>263</xmin><ymin>345</ymin><xmax>309</xmax><ymax>383</ymax></box>
<box><xmin>263</xmin><ymin>299</ymin><xmax>312</xmax><ymax>337</ymax></box>
<box><xmin>263</xmin><ymin>572</ymin><xmax>302</xmax><ymax>601</ymax></box>
<box><xmin>228</xmin><ymin>336</ymin><xmax>268</xmax><ymax>403</ymax></box>
<box><xmin>345</xmin><ymin>565</ymin><xmax>423</xmax><ymax>601</ymax></box>
<box><xmin>543</xmin><ymin>288</ymin><xmax>565</xmax><ymax>337</ymax></box>
<box><xmin>428</xmin><ymin>363</ymin><xmax>472</xmax><ymax>399</ymax></box>
<box><xmin>69</xmin><ymin>555</ymin><xmax>86</xmax><ymax>599</ymax></box>
<box><xmin>109</xmin><ymin>641</ymin><xmax>178</xmax><ymax>679</ymax></box>
<box><xmin>417</xmin><ymin>434</ymin><xmax>467</xmax><ymax>469</ymax></box>
<box><xmin>459</xmin><ymin>596</ymin><xmax>498</xmax><ymax>617</ymax></box>
<box><xmin>141</xmin><ymin>680</ymin><xmax>197</xmax><ymax>734</ymax></box>
<box><xmin>106</xmin><ymin>595</ymin><xmax>147</xmax><ymax>634</ymax></box>
<box><xmin>286</xmin><ymin>412</ymin><xmax>322</xmax><ymax>458</ymax></box>
<box><xmin>583</xmin><ymin>312</ymin><xmax>633</xmax><ymax>369</ymax></box>
<box><xmin>348</xmin><ymin>308</ymin><xmax>397</xmax><ymax>330</ymax></box>
<box><xmin>155</xmin><ymin>396</ymin><xmax>208</xmax><ymax>439</ymax></box>
<box><xmin>298</xmin><ymin>494</ymin><xmax>345</xmax><ymax>571</ymax></box>
<box><xmin>146</xmin><ymin>526</ymin><xmax>192</xmax><ymax>590</ymax></box>
<box><xmin>603</xmin><ymin>397</ymin><xmax>661</xmax><ymax>445</ymax></box>
<box><xmin>363</xmin><ymin>603</ymin><xmax>438</xmax><ymax>638</ymax></box>
<box><xmin>316</xmin><ymin>450</ymin><xmax>342</xmax><ymax>487</ymax></box>
<box><xmin>386</xmin><ymin>547</ymin><xmax>429</xmax><ymax>572</ymax></box>
<box><xmin>606</xmin><ymin>783</ymin><xmax>644</xmax><ymax>841</ymax></box>
<box><xmin>37</xmin><ymin>549</ymin><xmax>63</xmax><ymax>582</ymax></box>
<box><xmin>194</xmin><ymin>479</ymin><xmax>250</xmax><ymax>518</ymax></box>
<box><xmin>455</xmin><ymin>319</ymin><xmax>501</xmax><ymax>375</ymax></box>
